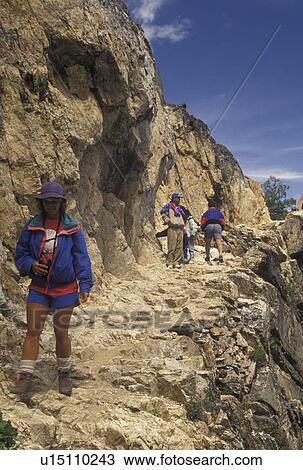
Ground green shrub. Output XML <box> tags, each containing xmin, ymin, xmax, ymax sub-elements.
<box><xmin>249</xmin><ymin>345</ymin><xmax>266</xmax><ymax>366</ymax></box>
<box><xmin>150</xmin><ymin>408</ymin><xmax>161</xmax><ymax>418</ymax></box>
<box><xmin>0</xmin><ymin>413</ymin><xmax>18</xmax><ymax>449</ymax></box>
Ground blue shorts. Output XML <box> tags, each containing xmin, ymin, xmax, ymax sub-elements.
<box><xmin>27</xmin><ymin>290</ymin><xmax>80</xmax><ymax>310</ymax></box>
<box><xmin>204</xmin><ymin>223</ymin><xmax>222</xmax><ymax>240</ymax></box>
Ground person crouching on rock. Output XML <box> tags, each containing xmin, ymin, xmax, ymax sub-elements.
<box><xmin>13</xmin><ymin>181</ymin><xmax>93</xmax><ymax>398</ymax></box>
<box><xmin>161</xmin><ymin>192</ymin><xmax>185</xmax><ymax>269</ymax></box>
<box><xmin>200</xmin><ymin>200</ymin><xmax>225</xmax><ymax>263</ymax></box>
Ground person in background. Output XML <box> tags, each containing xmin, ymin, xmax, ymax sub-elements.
<box><xmin>179</xmin><ymin>205</ymin><xmax>190</xmax><ymax>265</ymax></box>
<box><xmin>200</xmin><ymin>200</ymin><xmax>225</xmax><ymax>263</ymax></box>
<box><xmin>179</xmin><ymin>206</ymin><xmax>199</xmax><ymax>264</ymax></box>
<box><xmin>13</xmin><ymin>182</ymin><xmax>93</xmax><ymax>398</ymax></box>
<box><xmin>161</xmin><ymin>192</ymin><xmax>185</xmax><ymax>269</ymax></box>
<box><xmin>184</xmin><ymin>211</ymin><xmax>200</xmax><ymax>263</ymax></box>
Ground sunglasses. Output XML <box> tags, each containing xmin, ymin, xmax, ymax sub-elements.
<box><xmin>43</xmin><ymin>199</ymin><xmax>62</xmax><ymax>204</ymax></box>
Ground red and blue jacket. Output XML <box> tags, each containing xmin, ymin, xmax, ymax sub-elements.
<box><xmin>200</xmin><ymin>207</ymin><xmax>225</xmax><ymax>230</ymax></box>
<box><xmin>15</xmin><ymin>213</ymin><xmax>93</xmax><ymax>294</ymax></box>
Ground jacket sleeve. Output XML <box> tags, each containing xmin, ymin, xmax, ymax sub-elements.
<box><xmin>15</xmin><ymin>224</ymin><xmax>37</xmax><ymax>276</ymax></box>
<box><xmin>200</xmin><ymin>213</ymin><xmax>208</xmax><ymax>229</ymax></box>
<box><xmin>71</xmin><ymin>230</ymin><xmax>93</xmax><ymax>293</ymax></box>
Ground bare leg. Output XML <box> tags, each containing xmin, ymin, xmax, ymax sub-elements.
<box><xmin>205</xmin><ymin>238</ymin><xmax>211</xmax><ymax>259</ymax></box>
<box><xmin>215</xmin><ymin>239</ymin><xmax>223</xmax><ymax>255</ymax></box>
<box><xmin>22</xmin><ymin>302</ymin><xmax>49</xmax><ymax>360</ymax></box>
<box><xmin>53</xmin><ymin>307</ymin><xmax>73</xmax><ymax>358</ymax></box>
<box><xmin>53</xmin><ymin>307</ymin><xmax>74</xmax><ymax>396</ymax></box>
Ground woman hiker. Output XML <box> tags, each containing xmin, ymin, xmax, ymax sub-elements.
<box><xmin>12</xmin><ymin>181</ymin><xmax>93</xmax><ymax>397</ymax></box>
<box><xmin>200</xmin><ymin>200</ymin><xmax>226</xmax><ymax>263</ymax></box>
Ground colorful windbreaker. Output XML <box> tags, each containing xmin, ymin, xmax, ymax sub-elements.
<box><xmin>200</xmin><ymin>207</ymin><xmax>225</xmax><ymax>230</ymax></box>
<box><xmin>15</xmin><ymin>213</ymin><xmax>93</xmax><ymax>294</ymax></box>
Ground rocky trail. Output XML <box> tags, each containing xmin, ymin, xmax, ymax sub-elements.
<box><xmin>1</xmin><ymin>222</ymin><xmax>303</xmax><ymax>450</ymax></box>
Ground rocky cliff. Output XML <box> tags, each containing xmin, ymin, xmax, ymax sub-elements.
<box><xmin>1</xmin><ymin>0</ymin><xmax>303</xmax><ymax>451</ymax></box>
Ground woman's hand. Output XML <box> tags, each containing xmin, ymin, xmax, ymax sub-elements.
<box><xmin>31</xmin><ymin>263</ymin><xmax>49</xmax><ymax>276</ymax></box>
<box><xmin>80</xmin><ymin>292</ymin><xmax>89</xmax><ymax>303</ymax></box>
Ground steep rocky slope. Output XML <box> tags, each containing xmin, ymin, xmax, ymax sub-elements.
<box><xmin>1</xmin><ymin>0</ymin><xmax>302</xmax><ymax>451</ymax></box>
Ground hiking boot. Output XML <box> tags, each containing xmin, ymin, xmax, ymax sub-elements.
<box><xmin>12</xmin><ymin>372</ymin><xmax>33</xmax><ymax>397</ymax></box>
<box><xmin>58</xmin><ymin>370</ymin><xmax>72</xmax><ymax>396</ymax></box>
<box><xmin>219</xmin><ymin>254</ymin><xmax>224</xmax><ymax>263</ymax></box>
<box><xmin>205</xmin><ymin>256</ymin><xmax>210</xmax><ymax>262</ymax></box>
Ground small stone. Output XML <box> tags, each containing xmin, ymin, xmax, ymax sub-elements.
<box><xmin>236</xmin><ymin>332</ymin><xmax>248</xmax><ymax>348</ymax></box>
<box><xmin>210</xmin><ymin>327</ymin><xmax>225</xmax><ymax>337</ymax></box>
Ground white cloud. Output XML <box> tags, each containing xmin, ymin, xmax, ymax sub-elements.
<box><xmin>125</xmin><ymin>0</ymin><xmax>192</xmax><ymax>43</ymax></box>
<box><xmin>280</xmin><ymin>145</ymin><xmax>303</xmax><ymax>152</ymax></box>
<box><xmin>144</xmin><ymin>19</ymin><xmax>191</xmax><ymax>42</ymax></box>
<box><xmin>246</xmin><ymin>169</ymin><xmax>303</xmax><ymax>180</ymax></box>
<box><xmin>133</xmin><ymin>0</ymin><xmax>170</xmax><ymax>23</ymax></box>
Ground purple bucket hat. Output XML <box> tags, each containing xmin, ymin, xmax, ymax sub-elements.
<box><xmin>35</xmin><ymin>182</ymin><xmax>66</xmax><ymax>200</ymax></box>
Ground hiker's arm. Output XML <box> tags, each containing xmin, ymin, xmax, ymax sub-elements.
<box><xmin>72</xmin><ymin>230</ymin><xmax>93</xmax><ymax>293</ymax></box>
<box><xmin>200</xmin><ymin>215</ymin><xmax>207</xmax><ymax>230</ymax></box>
<box><xmin>219</xmin><ymin>212</ymin><xmax>225</xmax><ymax>228</ymax></box>
<box><xmin>15</xmin><ymin>225</ymin><xmax>37</xmax><ymax>276</ymax></box>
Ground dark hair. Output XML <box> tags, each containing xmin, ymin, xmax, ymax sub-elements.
<box><xmin>208</xmin><ymin>200</ymin><xmax>220</xmax><ymax>209</ymax></box>
<box><xmin>37</xmin><ymin>199</ymin><xmax>66</xmax><ymax>219</ymax></box>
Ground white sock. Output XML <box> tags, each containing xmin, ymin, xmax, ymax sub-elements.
<box><xmin>57</xmin><ymin>356</ymin><xmax>72</xmax><ymax>372</ymax></box>
<box><xmin>20</xmin><ymin>360</ymin><xmax>36</xmax><ymax>374</ymax></box>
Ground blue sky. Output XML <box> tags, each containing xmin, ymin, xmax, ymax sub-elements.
<box><xmin>124</xmin><ymin>0</ymin><xmax>303</xmax><ymax>200</ymax></box>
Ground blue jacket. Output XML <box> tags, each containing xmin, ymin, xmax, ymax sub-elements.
<box><xmin>15</xmin><ymin>214</ymin><xmax>93</xmax><ymax>293</ymax></box>
<box><xmin>200</xmin><ymin>207</ymin><xmax>225</xmax><ymax>229</ymax></box>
